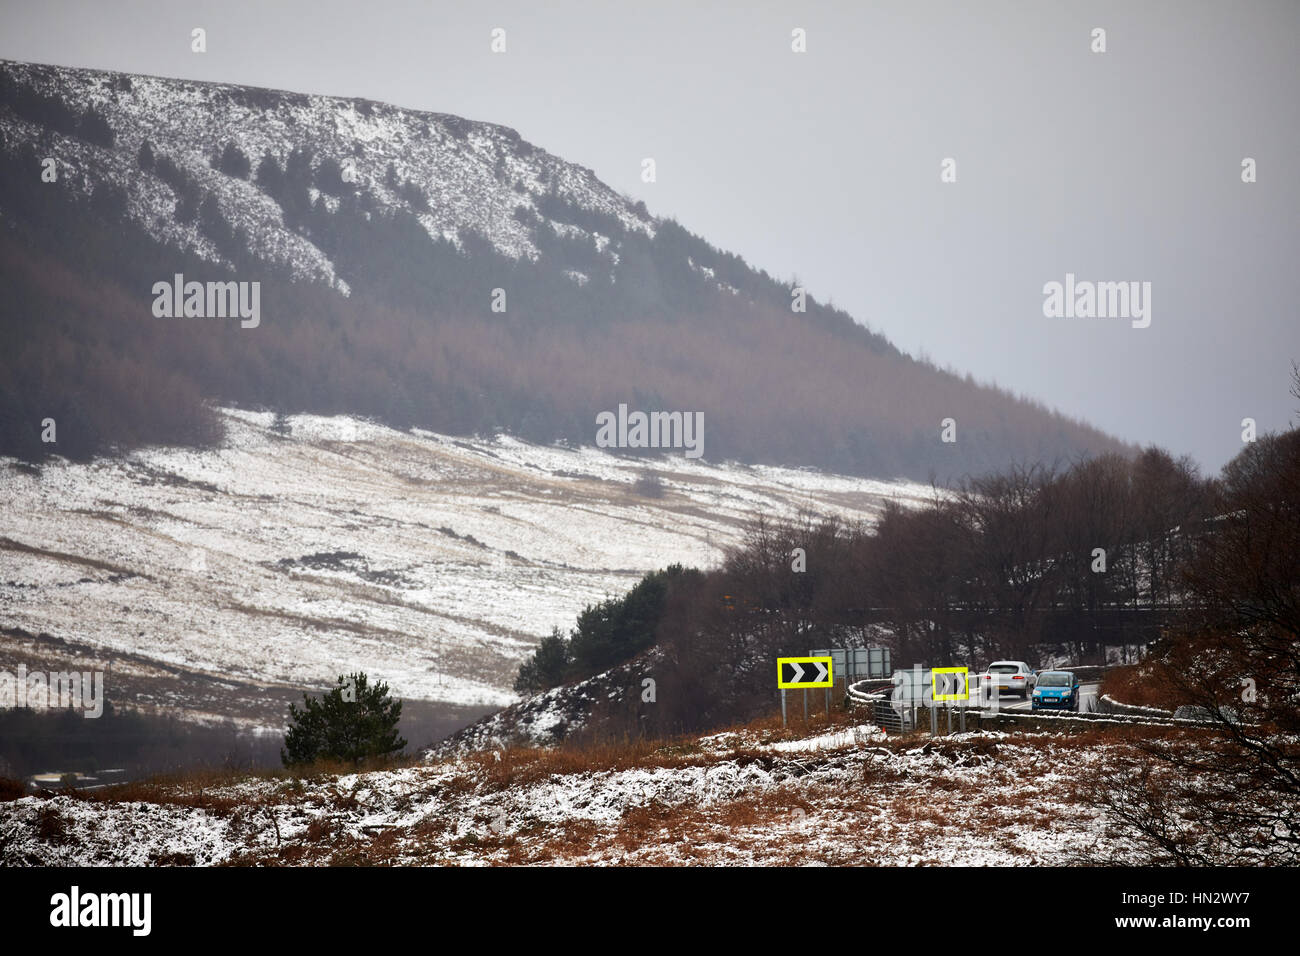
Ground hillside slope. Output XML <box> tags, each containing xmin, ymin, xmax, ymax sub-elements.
<box><xmin>0</xmin><ymin>59</ymin><xmax>1130</xmax><ymax>480</ymax></box>
<box><xmin>0</xmin><ymin>408</ymin><xmax>929</xmax><ymax>730</ymax></box>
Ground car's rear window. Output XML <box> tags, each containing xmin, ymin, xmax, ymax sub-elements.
<box><xmin>1039</xmin><ymin>673</ymin><xmax>1071</xmax><ymax>686</ymax></box>
<box><xmin>989</xmin><ymin>664</ymin><xmax>1018</xmax><ymax>674</ymax></box>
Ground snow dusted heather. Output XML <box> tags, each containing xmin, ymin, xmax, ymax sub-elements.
<box><xmin>430</xmin><ymin>650</ymin><xmax>669</xmax><ymax>755</ymax></box>
<box><xmin>0</xmin><ymin>725</ymin><xmax>1140</xmax><ymax>867</ymax></box>
<box><xmin>0</xmin><ymin>408</ymin><xmax>928</xmax><ymax>726</ymax></box>
<box><xmin>768</xmin><ymin>724</ymin><xmax>885</xmax><ymax>753</ymax></box>
<box><xmin>438</xmin><ymin>670</ymin><xmax>612</xmax><ymax>754</ymax></box>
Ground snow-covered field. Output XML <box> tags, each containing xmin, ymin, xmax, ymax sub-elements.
<box><xmin>0</xmin><ymin>408</ymin><xmax>929</xmax><ymax>728</ymax></box>
<box><xmin>0</xmin><ymin>722</ymin><xmax>1143</xmax><ymax>866</ymax></box>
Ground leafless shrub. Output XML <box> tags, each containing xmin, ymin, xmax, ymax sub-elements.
<box><xmin>632</xmin><ymin>471</ymin><xmax>665</xmax><ymax>498</ymax></box>
<box><xmin>1078</xmin><ymin>422</ymin><xmax>1300</xmax><ymax>866</ymax></box>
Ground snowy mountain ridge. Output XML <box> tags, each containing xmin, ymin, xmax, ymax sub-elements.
<box><xmin>0</xmin><ymin>58</ymin><xmax>653</xmax><ymax>287</ymax></box>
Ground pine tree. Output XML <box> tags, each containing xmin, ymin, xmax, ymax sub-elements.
<box><xmin>513</xmin><ymin>628</ymin><xmax>571</xmax><ymax>694</ymax></box>
<box><xmin>281</xmin><ymin>672</ymin><xmax>407</xmax><ymax>767</ymax></box>
<box><xmin>76</xmin><ymin>106</ymin><xmax>114</xmax><ymax>147</ymax></box>
<box><xmin>255</xmin><ymin>151</ymin><xmax>284</xmax><ymax>198</ymax></box>
<box><xmin>199</xmin><ymin>193</ymin><xmax>233</xmax><ymax>250</ymax></box>
<box><xmin>218</xmin><ymin>142</ymin><xmax>251</xmax><ymax>179</ymax></box>
<box><xmin>314</xmin><ymin>156</ymin><xmax>345</xmax><ymax>195</ymax></box>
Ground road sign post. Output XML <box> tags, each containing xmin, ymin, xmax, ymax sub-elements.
<box><xmin>928</xmin><ymin>667</ymin><xmax>970</xmax><ymax>736</ymax></box>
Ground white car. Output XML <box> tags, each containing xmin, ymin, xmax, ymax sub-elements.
<box><xmin>980</xmin><ymin>661</ymin><xmax>1037</xmax><ymax>699</ymax></box>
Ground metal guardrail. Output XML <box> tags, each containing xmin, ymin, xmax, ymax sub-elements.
<box><xmin>848</xmin><ymin>678</ymin><xmax>1228</xmax><ymax>732</ymax></box>
<box><xmin>848</xmin><ymin>679</ymin><xmax>910</xmax><ymax>732</ymax></box>
<box><xmin>1097</xmin><ymin>693</ymin><xmax>1174</xmax><ymax>717</ymax></box>
<box><xmin>847</xmin><ymin>679</ymin><xmax>891</xmax><ymax>702</ymax></box>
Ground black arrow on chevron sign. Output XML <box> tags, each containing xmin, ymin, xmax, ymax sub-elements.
<box><xmin>781</xmin><ymin>661</ymin><xmax>829</xmax><ymax>684</ymax></box>
<box><xmin>934</xmin><ymin>672</ymin><xmax>967</xmax><ymax>695</ymax></box>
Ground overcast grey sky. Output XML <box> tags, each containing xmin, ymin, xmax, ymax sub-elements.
<box><xmin>3</xmin><ymin>0</ymin><xmax>1297</xmax><ymax>474</ymax></box>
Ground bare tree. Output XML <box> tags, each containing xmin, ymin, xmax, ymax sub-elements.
<box><xmin>1079</xmin><ymin>422</ymin><xmax>1300</xmax><ymax>865</ymax></box>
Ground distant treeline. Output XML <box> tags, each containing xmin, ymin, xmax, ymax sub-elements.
<box><xmin>0</xmin><ymin>75</ymin><xmax>1127</xmax><ymax>479</ymax></box>
<box><xmin>519</xmin><ymin>421</ymin><xmax>1300</xmax><ymax>740</ymax></box>
<box><xmin>514</xmin><ymin>565</ymin><xmax>702</xmax><ymax>694</ymax></box>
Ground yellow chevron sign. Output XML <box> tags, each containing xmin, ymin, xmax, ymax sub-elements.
<box><xmin>931</xmin><ymin>667</ymin><xmax>969</xmax><ymax>701</ymax></box>
<box><xmin>778</xmin><ymin>656</ymin><xmax>833</xmax><ymax>688</ymax></box>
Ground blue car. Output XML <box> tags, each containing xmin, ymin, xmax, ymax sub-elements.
<box><xmin>1031</xmin><ymin>671</ymin><xmax>1079</xmax><ymax>711</ymax></box>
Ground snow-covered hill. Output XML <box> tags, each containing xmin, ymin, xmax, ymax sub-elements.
<box><xmin>0</xmin><ymin>408</ymin><xmax>928</xmax><ymax>730</ymax></box>
<box><xmin>0</xmin><ymin>59</ymin><xmax>650</xmax><ymax>286</ymax></box>
<box><xmin>0</xmin><ymin>58</ymin><xmax>1132</xmax><ymax>483</ymax></box>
